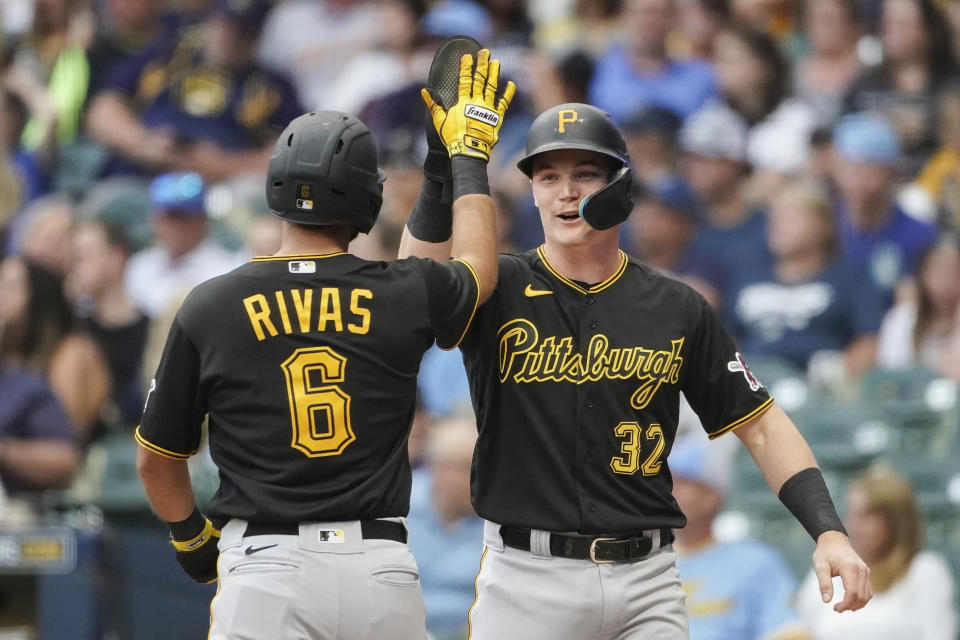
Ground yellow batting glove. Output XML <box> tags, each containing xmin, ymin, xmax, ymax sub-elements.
<box><xmin>422</xmin><ymin>49</ymin><xmax>516</xmax><ymax>163</ymax></box>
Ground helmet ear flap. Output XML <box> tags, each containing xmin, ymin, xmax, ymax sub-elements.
<box><xmin>578</xmin><ymin>166</ymin><xmax>634</xmax><ymax>230</ymax></box>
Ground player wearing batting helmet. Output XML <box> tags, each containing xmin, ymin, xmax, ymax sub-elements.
<box><xmin>136</xmin><ymin>50</ymin><xmax>514</xmax><ymax>639</ymax></box>
<box><xmin>401</xmin><ymin>102</ymin><xmax>873</xmax><ymax>638</ymax></box>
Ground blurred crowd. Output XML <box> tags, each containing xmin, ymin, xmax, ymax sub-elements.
<box><xmin>1</xmin><ymin>0</ymin><xmax>960</xmax><ymax>637</ymax></box>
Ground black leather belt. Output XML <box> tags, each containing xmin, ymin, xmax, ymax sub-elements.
<box><xmin>244</xmin><ymin>520</ymin><xmax>407</xmax><ymax>543</ymax></box>
<box><xmin>499</xmin><ymin>526</ymin><xmax>672</xmax><ymax>563</ymax></box>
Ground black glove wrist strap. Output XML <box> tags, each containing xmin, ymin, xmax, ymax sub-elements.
<box><xmin>406</xmin><ymin>175</ymin><xmax>453</xmax><ymax>242</ymax></box>
<box><xmin>451</xmin><ymin>155</ymin><xmax>490</xmax><ymax>201</ymax></box>
<box><xmin>167</xmin><ymin>506</ymin><xmax>206</xmax><ymax>541</ymax></box>
<box><xmin>778</xmin><ymin>467</ymin><xmax>847</xmax><ymax>541</ymax></box>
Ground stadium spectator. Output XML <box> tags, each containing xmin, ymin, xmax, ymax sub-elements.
<box><xmin>9</xmin><ymin>0</ymin><xmax>93</xmax><ymax>159</ymax></box>
<box><xmin>914</xmin><ymin>83</ymin><xmax>960</xmax><ymax>229</ymax></box>
<box><xmin>674</xmin><ymin>0</ymin><xmax>731</xmax><ymax>61</ymax></box>
<box><xmin>621</xmin><ymin>105</ymin><xmax>684</xmax><ymax>183</ymax></box>
<box><xmin>85</xmin><ymin>0</ymin><xmax>166</xmax><ymax>96</ymax></box>
<box><xmin>727</xmin><ymin>181</ymin><xmax>885</xmax><ymax>376</ymax></box>
<box><xmin>0</xmin><ymin>80</ymin><xmax>50</xmax><ymax>220</ymax></box>
<box><xmin>589</xmin><ymin>0</ymin><xmax>717</xmax><ymax>122</ymax></box>
<box><xmin>671</xmin><ymin>434</ymin><xmax>808</xmax><ymax>640</ymax></box>
<box><xmin>842</xmin><ymin>0</ymin><xmax>959</xmax><ymax>177</ymax></box>
<box><xmin>831</xmin><ymin>112</ymin><xmax>938</xmax><ymax>297</ymax></box>
<box><xmin>13</xmin><ymin>194</ymin><xmax>74</xmax><ymax>275</ymax></box>
<box><xmin>679</xmin><ymin>103</ymin><xmax>770</xmax><ymax>307</ymax></box>
<box><xmin>796</xmin><ymin>466</ymin><xmax>958</xmax><ymax>640</ymax></box>
<box><xmin>124</xmin><ymin>172</ymin><xmax>240</xmax><ymax>319</ymax></box>
<box><xmin>532</xmin><ymin>0</ymin><xmax>623</xmax><ymax>56</ymax></box>
<box><xmin>794</xmin><ymin>0</ymin><xmax>865</xmax><ymax>128</ymax></box>
<box><xmin>407</xmin><ymin>415</ymin><xmax>484</xmax><ymax>639</ymax></box>
<box><xmin>85</xmin><ymin>0</ymin><xmax>302</xmax><ymax>181</ymax></box>
<box><xmin>325</xmin><ymin>0</ymin><xmax>429</xmax><ymax>116</ymax></box>
<box><xmin>877</xmin><ymin>233</ymin><xmax>960</xmax><ymax>370</ymax></box>
<box><xmin>707</xmin><ymin>23</ymin><xmax>816</xmax><ymax>197</ymax></box>
<box><xmin>257</xmin><ymin>0</ymin><xmax>379</xmax><ymax>112</ymax></box>
<box><xmin>0</xmin><ymin>255</ymin><xmax>109</xmax><ymax>442</ymax></box>
<box><xmin>0</xmin><ymin>359</ymin><xmax>80</xmax><ymax>493</ymax></box>
<box><xmin>67</xmin><ymin>217</ymin><xmax>149</xmax><ymax>431</ymax></box>
<box><xmin>628</xmin><ymin>173</ymin><xmax>721</xmax><ymax>305</ymax></box>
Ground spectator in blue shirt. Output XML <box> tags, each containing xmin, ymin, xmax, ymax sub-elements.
<box><xmin>679</xmin><ymin>103</ymin><xmax>771</xmax><ymax>310</ymax></box>
<box><xmin>407</xmin><ymin>415</ymin><xmax>484</xmax><ymax>639</ymax></box>
<box><xmin>84</xmin><ymin>0</ymin><xmax>303</xmax><ymax>182</ymax></box>
<box><xmin>728</xmin><ymin>181</ymin><xmax>886</xmax><ymax>376</ymax></box>
<box><xmin>589</xmin><ymin>0</ymin><xmax>716</xmax><ymax>122</ymax></box>
<box><xmin>831</xmin><ymin>112</ymin><xmax>938</xmax><ymax>297</ymax></box>
<box><xmin>671</xmin><ymin>434</ymin><xmax>807</xmax><ymax>640</ymax></box>
<box><xmin>0</xmin><ymin>361</ymin><xmax>79</xmax><ymax>494</ymax></box>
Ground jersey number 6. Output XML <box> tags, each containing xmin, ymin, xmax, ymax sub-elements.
<box><xmin>610</xmin><ymin>422</ymin><xmax>665</xmax><ymax>476</ymax></box>
<box><xmin>281</xmin><ymin>346</ymin><xmax>355</xmax><ymax>457</ymax></box>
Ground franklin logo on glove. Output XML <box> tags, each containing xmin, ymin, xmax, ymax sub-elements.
<box><xmin>465</xmin><ymin>104</ymin><xmax>500</xmax><ymax>126</ymax></box>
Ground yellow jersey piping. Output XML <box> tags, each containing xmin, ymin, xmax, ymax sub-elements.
<box><xmin>536</xmin><ymin>246</ymin><xmax>628</xmax><ymax>295</ymax></box>
<box><xmin>135</xmin><ymin>425</ymin><xmax>197</xmax><ymax>459</ymax></box>
<box><xmin>441</xmin><ymin>258</ymin><xmax>482</xmax><ymax>351</ymax></box>
<box><xmin>709</xmin><ymin>397</ymin><xmax>775</xmax><ymax>439</ymax></box>
<box><xmin>251</xmin><ymin>251</ymin><xmax>347</xmax><ymax>262</ymax></box>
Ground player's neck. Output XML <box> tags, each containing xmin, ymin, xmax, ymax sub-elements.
<box><xmin>541</xmin><ymin>236</ymin><xmax>622</xmax><ymax>285</ymax></box>
<box><xmin>276</xmin><ymin>222</ymin><xmax>352</xmax><ymax>256</ymax></box>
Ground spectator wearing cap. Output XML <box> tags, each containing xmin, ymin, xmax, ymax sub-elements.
<box><xmin>832</xmin><ymin>113</ymin><xmax>938</xmax><ymax>298</ymax></box>
<box><xmin>622</xmin><ymin>106</ymin><xmax>683</xmax><ymax>183</ymax></box>
<box><xmin>257</xmin><ymin>0</ymin><xmax>380</xmax><ymax>112</ymax></box>
<box><xmin>670</xmin><ymin>433</ymin><xmax>808</xmax><ymax>640</ymax></box>
<box><xmin>629</xmin><ymin>174</ymin><xmax>721</xmax><ymax>305</ymax></box>
<box><xmin>679</xmin><ymin>103</ymin><xmax>770</xmax><ymax>309</ymax></box>
<box><xmin>124</xmin><ymin>172</ymin><xmax>242</xmax><ymax>318</ymax></box>
<box><xmin>727</xmin><ymin>181</ymin><xmax>886</xmax><ymax>377</ymax></box>
<box><xmin>86</xmin><ymin>0</ymin><xmax>303</xmax><ymax>182</ymax></box>
<box><xmin>589</xmin><ymin>0</ymin><xmax>717</xmax><ymax>122</ymax></box>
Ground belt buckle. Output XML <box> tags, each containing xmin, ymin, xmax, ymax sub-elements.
<box><xmin>588</xmin><ymin>537</ymin><xmax>617</xmax><ymax>563</ymax></box>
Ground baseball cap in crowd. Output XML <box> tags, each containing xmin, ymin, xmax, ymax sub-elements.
<box><xmin>668</xmin><ymin>436</ymin><xmax>733</xmax><ymax>496</ymax></box>
<box><xmin>208</xmin><ymin>0</ymin><xmax>273</xmax><ymax>36</ymax></box>
<box><xmin>832</xmin><ymin>112</ymin><xmax>901</xmax><ymax>165</ymax></box>
<box><xmin>421</xmin><ymin>0</ymin><xmax>493</xmax><ymax>43</ymax></box>
<box><xmin>149</xmin><ymin>172</ymin><xmax>207</xmax><ymax>217</ymax></box>
<box><xmin>679</xmin><ymin>103</ymin><xmax>748</xmax><ymax>163</ymax></box>
<box><xmin>644</xmin><ymin>175</ymin><xmax>701</xmax><ymax>222</ymax></box>
<box><xmin>622</xmin><ymin>106</ymin><xmax>683</xmax><ymax>144</ymax></box>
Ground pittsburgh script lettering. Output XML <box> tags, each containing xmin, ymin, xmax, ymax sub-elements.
<box><xmin>497</xmin><ymin>318</ymin><xmax>684</xmax><ymax>410</ymax></box>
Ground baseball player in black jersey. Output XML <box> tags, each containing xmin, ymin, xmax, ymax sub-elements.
<box><xmin>135</xmin><ymin>50</ymin><xmax>514</xmax><ymax>639</ymax></box>
<box><xmin>401</xmin><ymin>103</ymin><xmax>872</xmax><ymax>639</ymax></box>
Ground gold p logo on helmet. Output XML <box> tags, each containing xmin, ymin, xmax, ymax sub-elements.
<box><xmin>558</xmin><ymin>109</ymin><xmax>578</xmax><ymax>133</ymax></box>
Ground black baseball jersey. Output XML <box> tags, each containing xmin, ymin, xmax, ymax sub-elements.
<box><xmin>460</xmin><ymin>247</ymin><xmax>772</xmax><ymax>534</ymax></box>
<box><xmin>136</xmin><ymin>251</ymin><xmax>479</xmax><ymax>524</ymax></box>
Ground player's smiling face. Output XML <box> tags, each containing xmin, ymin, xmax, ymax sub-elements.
<box><xmin>530</xmin><ymin>149</ymin><xmax>614</xmax><ymax>247</ymax></box>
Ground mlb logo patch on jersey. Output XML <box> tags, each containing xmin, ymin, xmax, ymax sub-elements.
<box><xmin>317</xmin><ymin>529</ymin><xmax>345</xmax><ymax>543</ymax></box>
<box><xmin>289</xmin><ymin>260</ymin><xmax>316</xmax><ymax>274</ymax></box>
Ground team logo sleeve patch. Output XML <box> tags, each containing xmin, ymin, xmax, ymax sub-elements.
<box><xmin>727</xmin><ymin>352</ymin><xmax>763</xmax><ymax>392</ymax></box>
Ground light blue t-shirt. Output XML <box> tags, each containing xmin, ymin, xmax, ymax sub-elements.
<box><xmin>406</xmin><ymin>468</ymin><xmax>485</xmax><ymax>637</ymax></box>
<box><xmin>589</xmin><ymin>45</ymin><xmax>716</xmax><ymax>122</ymax></box>
<box><xmin>676</xmin><ymin>539</ymin><xmax>804</xmax><ymax>640</ymax></box>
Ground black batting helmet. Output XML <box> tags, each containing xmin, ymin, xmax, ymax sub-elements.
<box><xmin>516</xmin><ymin>103</ymin><xmax>629</xmax><ymax>177</ymax></box>
<box><xmin>517</xmin><ymin>103</ymin><xmax>634</xmax><ymax>231</ymax></box>
<box><xmin>266</xmin><ymin>111</ymin><xmax>386</xmax><ymax>233</ymax></box>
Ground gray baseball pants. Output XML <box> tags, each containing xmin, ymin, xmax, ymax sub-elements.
<box><xmin>208</xmin><ymin>519</ymin><xmax>427</xmax><ymax>639</ymax></box>
<box><xmin>467</xmin><ymin>520</ymin><xmax>689</xmax><ymax>640</ymax></box>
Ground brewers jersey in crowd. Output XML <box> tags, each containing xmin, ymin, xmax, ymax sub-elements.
<box><xmin>136</xmin><ymin>252</ymin><xmax>478</xmax><ymax>524</ymax></box>
<box><xmin>460</xmin><ymin>247</ymin><xmax>773</xmax><ymax>534</ymax></box>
